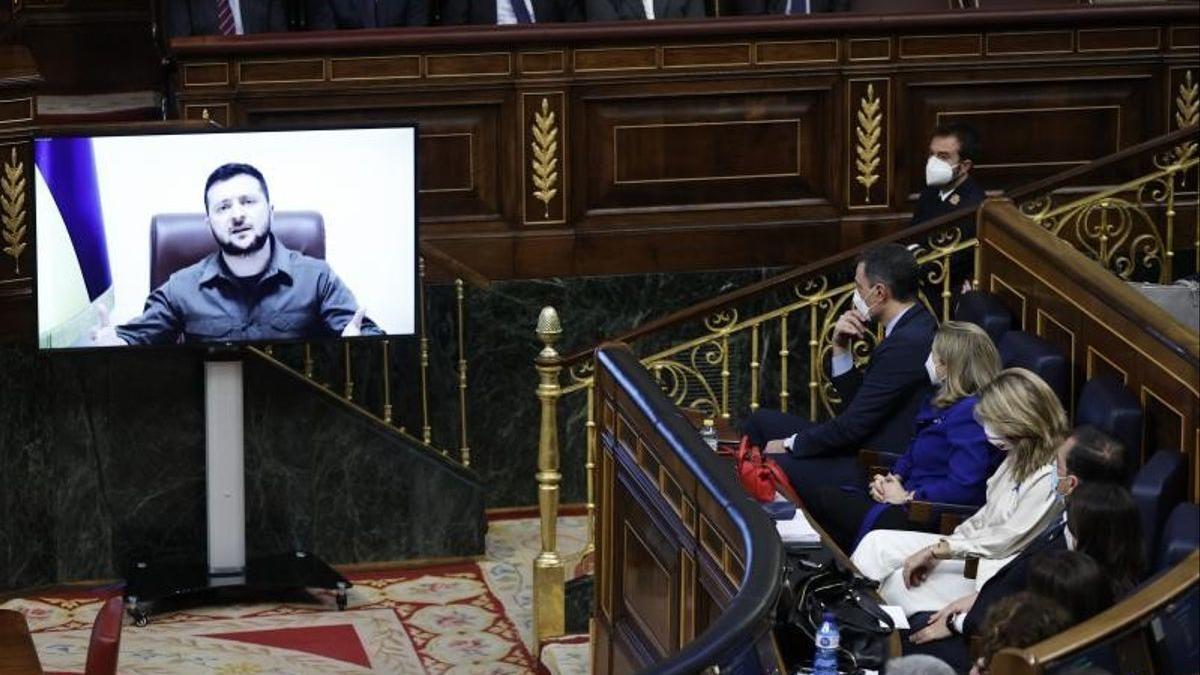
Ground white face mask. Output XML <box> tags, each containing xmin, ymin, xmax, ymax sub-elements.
<box><xmin>852</xmin><ymin>288</ymin><xmax>877</xmax><ymax>320</ymax></box>
<box><xmin>925</xmin><ymin>353</ymin><xmax>940</xmax><ymax>385</ymax></box>
<box><xmin>926</xmin><ymin>155</ymin><xmax>956</xmax><ymax>187</ymax></box>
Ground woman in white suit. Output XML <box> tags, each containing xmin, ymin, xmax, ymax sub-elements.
<box><xmin>850</xmin><ymin>368</ymin><xmax>1068</xmax><ymax>615</ymax></box>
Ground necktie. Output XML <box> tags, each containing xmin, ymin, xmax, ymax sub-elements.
<box><xmin>216</xmin><ymin>0</ymin><xmax>236</xmax><ymax>35</ymax></box>
<box><xmin>511</xmin><ymin>0</ymin><xmax>533</xmax><ymax>23</ymax></box>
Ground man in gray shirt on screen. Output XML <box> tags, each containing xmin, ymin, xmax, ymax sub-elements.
<box><xmin>90</xmin><ymin>163</ymin><xmax>381</xmax><ymax>346</ymax></box>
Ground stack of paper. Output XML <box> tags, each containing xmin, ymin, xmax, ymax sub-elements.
<box><xmin>775</xmin><ymin>508</ymin><xmax>821</xmax><ymax>545</ymax></box>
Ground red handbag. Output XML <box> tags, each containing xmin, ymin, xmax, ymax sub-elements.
<box><xmin>735</xmin><ymin>436</ymin><xmax>798</xmax><ymax>503</ymax></box>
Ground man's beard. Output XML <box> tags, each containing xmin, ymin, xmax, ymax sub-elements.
<box><xmin>218</xmin><ymin>229</ymin><xmax>270</xmax><ymax>257</ymax></box>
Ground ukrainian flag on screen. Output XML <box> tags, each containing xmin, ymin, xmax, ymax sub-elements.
<box><xmin>34</xmin><ymin>137</ymin><xmax>113</xmax><ymax>348</ymax></box>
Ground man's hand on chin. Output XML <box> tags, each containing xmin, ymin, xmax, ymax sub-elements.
<box><xmin>764</xmin><ymin>439</ymin><xmax>789</xmax><ymax>454</ymax></box>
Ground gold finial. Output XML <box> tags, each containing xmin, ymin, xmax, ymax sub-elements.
<box><xmin>536</xmin><ymin>306</ymin><xmax>562</xmax><ymax>359</ymax></box>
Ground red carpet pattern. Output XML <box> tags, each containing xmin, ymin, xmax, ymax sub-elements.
<box><xmin>3</xmin><ymin>563</ymin><xmax>537</xmax><ymax>674</ymax></box>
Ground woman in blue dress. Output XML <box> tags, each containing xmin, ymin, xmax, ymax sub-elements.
<box><xmin>804</xmin><ymin>320</ymin><xmax>1003</xmax><ymax>552</ymax></box>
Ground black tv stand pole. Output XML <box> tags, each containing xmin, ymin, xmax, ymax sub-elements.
<box><xmin>124</xmin><ymin>353</ymin><xmax>350</xmax><ymax>625</ymax></box>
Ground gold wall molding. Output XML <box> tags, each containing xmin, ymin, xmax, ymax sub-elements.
<box><xmin>2</xmin><ymin>146</ymin><xmax>28</xmax><ymax>276</ymax></box>
<box><xmin>855</xmin><ymin>83</ymin><xmax>882</xmax><ymax>203</ymax></box>
<box><xmin>531</xmin><ymin>98</ymin><xmax>560</xmax><ymax>219</ymax></box>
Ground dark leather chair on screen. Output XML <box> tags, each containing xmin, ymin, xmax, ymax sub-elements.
<box><xmin>1132</xmin><ymin>449</ymin><xmax>1187</xmax><ymax>567</ymax></box>
<box><xmin>149</xmin><ymin>211</ymin><xmax>326</xmax><ymax>290</ymax></box>
<box><xmin>954</xmin><ymin>291</ymin><xmax>1012</xmax><ymax>346</ymax></box>
<box><xmin>1075</xmin><ymin>376</ymin><xmax>1143</xmax><ymax>478</ymax></box>
<box><xmin>997</xmin><ymin>330</ymin><xmax>1070</xmax><ymax>409</ymax></box>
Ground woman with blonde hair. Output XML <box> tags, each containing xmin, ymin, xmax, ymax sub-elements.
<box><xmin>805</xmin><ymin>320</ymin><xmax>1004</xmax><ymax>552</ymax></box>
<box><xmin>851</xmin><ymin>367</ymin><xmax>1069</xmax><ymax>615</ymax></box>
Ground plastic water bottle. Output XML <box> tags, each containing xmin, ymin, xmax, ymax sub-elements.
<box><xmin>812</xmin><ymin>611</ymin><xmax>840</xmax><ymax>675</ymax></box>
<box><xmin>700</xmin><ymin>419</ymin><xmax>719</xmax><ymax>451</ymax></box>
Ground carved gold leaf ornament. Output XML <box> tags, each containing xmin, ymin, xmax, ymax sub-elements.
<box><xmin>855</xmin><ymin>83</ymin><xmax>882</xmax><ymax>201</ymax></box>
<box><xmin>530</xmin><ymin>97</ymin><xmax>559</xmax><ymax>218</ymax></box>
<box><xmin>2</xmin><ymin>147</ymin><xmax>28</xmax><ymax>275</ymax></box>
<box><xmin>1173</xmin><ymin>70</ymin><xmax>1198</xmax><ymax>168</ymax></box>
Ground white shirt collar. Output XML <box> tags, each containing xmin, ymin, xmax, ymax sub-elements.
<box><xmin>884</xmin><ymin>303</ymin><xmax>913</xmax><ymax>337</ymax></box>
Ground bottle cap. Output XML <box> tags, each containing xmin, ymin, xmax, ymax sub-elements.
<box><xmin>703</xmin><ymin>418</ymin><xmax>714</xmax><ymax>426</ymax></box>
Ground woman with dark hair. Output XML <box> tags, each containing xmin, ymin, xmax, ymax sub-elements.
<box><xmin>1027</xmin><ymin>550</ymin><xmax>1113</xmax><ymax>623</ymax></box>
<box><xmin>1065</xmin><ymin>481</ymin><xmax>1147</xmax><ymax>597</ymax></box>
<box><xmin>969</xmin><ymin>592</ymin><xmax>1073</xmax><ymax>675</ymax></box>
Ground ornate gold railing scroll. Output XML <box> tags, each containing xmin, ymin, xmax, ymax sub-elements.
<box><xmin>1019</xmin><ymin>155</ymin><xmax>1199</xmax><ymax>282</ymax></box>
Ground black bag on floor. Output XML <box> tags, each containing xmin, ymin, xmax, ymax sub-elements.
<box><xmin>774</xmin><ymin>549</ymin><xmax>894</xmax><ymax>673</ymax></box>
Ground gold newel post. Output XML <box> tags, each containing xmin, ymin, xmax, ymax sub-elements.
<box><xmin>533</xmin><ymin>306</ymin><xmax>566</xmax><ymax>648</ymax></box>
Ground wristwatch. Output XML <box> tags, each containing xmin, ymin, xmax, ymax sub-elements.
<box><xmin>946</xmin><ymin>611</ymin><xmax>962</xmax><ymax>636</ymax></box>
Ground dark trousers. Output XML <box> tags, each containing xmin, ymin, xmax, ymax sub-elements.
<box><xmin>804</xmin><ymin>485</ymin><xmax>915</xmax><ymax>554</ymax></box>
<box><xmin>742</xmin><ymin>407</ymin><xmax>818</xmax><ymax>449</ymax></box>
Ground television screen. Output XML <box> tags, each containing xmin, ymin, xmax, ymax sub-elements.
<box><xmin>34</xmin><ymin>126</ymin><xmax>417</xmax><ymax>349</ymax></box>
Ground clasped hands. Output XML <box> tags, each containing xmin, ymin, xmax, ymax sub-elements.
<box><xmin>870</xmin><ymin>472</ymin><xmax>910</xmax><ymax>504</ymax></box>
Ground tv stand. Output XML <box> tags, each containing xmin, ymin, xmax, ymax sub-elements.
<box><xmin>123</xmin><ymin>355</ymin><xmax>351</xmax><ymax>624</ymax></box>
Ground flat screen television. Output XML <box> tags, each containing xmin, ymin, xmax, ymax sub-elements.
<box><xmin>34</xmin><ymin>125</ymin><xmax>417</xmax><ymax>349</ymax></box>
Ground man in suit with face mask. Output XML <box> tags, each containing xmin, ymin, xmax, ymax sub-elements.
<box><xmin>586</xmin><ymin>0</ymin><xmax>704</xmax><ymax>21</ymax></box>
<box><xmin>307</xmin><ymin>0</ymin><xmax>428</xmax><ymax>28</ymax></box>
<box><xmin>729</xmin><ymin>0</ymin><xmax>847</xmax><ymax>14</ymax></box>
<box><xmin>441</xmin><ymin>0</ymin><xmax>581</xmax><ymax>24</ymax></box>
<box><xmin>912</xmin><ymin>123</ymin><xmax>985</xmax><ymax>226</ymax></box>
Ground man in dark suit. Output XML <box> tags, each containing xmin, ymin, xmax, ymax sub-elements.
<box><xmin>441</xmin><ymin>0</ymin><xmax>580</xmax><ymax>23</ymax></box>
<box><xmin>750</xmin><ymin>243</ymin><xmax>937</xmax><ymax>495</ymax></box>
<box><xmin>585</xmin><ymin>0</ymin><xmax>705</xmax><ymax>21</ymax></box>
<box><xmin>911</xmin><ymin>123</ymin><xmax>986</xmax><ymax>227</ymax></box>
<box><xmin>729</xmin><ymin>0</ymin><xmax>847</xmax><ymax>14</ymax></box>
<box><xmin>166</xmin><ymin>0</ymin><xmax>288</xmax><ymax>37</ymax></box>
<box><xmin>904</xmin><ymin>427</ymin><xmax>1128</xmax><ymax>670</ymax></box>
<box><xmin>307</xmin><ymin>0</ymin><xmax>428</xmax><ymax>28</ymax></box>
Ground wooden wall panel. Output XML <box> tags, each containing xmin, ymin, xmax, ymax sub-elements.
<box><xmin>576</xmin><ymin>79</ymin><xmax>833</xmax><ymax>217</ymax></box>
<box><xmin>148</xmin><ymin>6</ymin><xmax>1197</xmax><ymax>280</ymax></box>
<box><xmin>901</xmin><ymin>72</ymin><xmax>1158</xmax><ymax>198</ymax></box>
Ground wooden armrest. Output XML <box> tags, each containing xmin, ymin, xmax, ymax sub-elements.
<box><xmin>857</xmin><ymin>448</ymin><xmax>902</xmax><ymax>477</ymax></box>
<box><xmin>906</xmin><ymin>500</ymin><xmax>977</xmax><ymax>534</ymax></box>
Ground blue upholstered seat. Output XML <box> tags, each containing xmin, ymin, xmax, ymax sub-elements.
<box><xmin>1076</xmin><ymin>376</ymin><xmax>1143</xmax><ymax>481</ymax></box>
<box><xmin>953</xmin><ymin>291</ymin><xmax>1013</xmax><ymax>346</ymax></box>
<box><xmin>1131</xmin><ymin>450</ymin><xmax>1188</xmax><ymax>567</ymax></box>
<box><xmin>998</xmin><ymin>331</ymin><xmax>1070</xmax><ymax>408</ymax></box>
<box><xmin>1158</xmin><ymin>502</ymin><xmax>1199</xmax><ymax>573</ymax></box>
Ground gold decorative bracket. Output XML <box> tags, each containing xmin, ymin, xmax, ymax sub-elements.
<box><xmin>2</xmin><ymin>146</ymin><xmax>28</xmax><ymax>276</ymax></box>
<box><xmin>1172</xmin><ymin>70</ymin><xmax>1198</xmax><ymax>168</ymax></box>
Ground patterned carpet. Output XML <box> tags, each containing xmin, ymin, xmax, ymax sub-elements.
<box><xmin>0</xmin><ymin>516</ymin><xmax>591</xmax><ymax>675</ymax></box>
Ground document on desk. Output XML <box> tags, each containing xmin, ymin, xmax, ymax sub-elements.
<box><xmin>775</xmin><ymin>508</ymin><xmax>821</xmax><ymax>544</ymax></box>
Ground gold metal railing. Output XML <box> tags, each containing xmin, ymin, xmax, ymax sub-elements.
<box><xmin>1018</xmin><ymin>153</ymin><xmax>1199</xmax><ymax>282</ymax></box>
<box><xmin>263</xmin><ymin>247</ymin><xmax>487</xmax><ymax>465</ymax></box>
